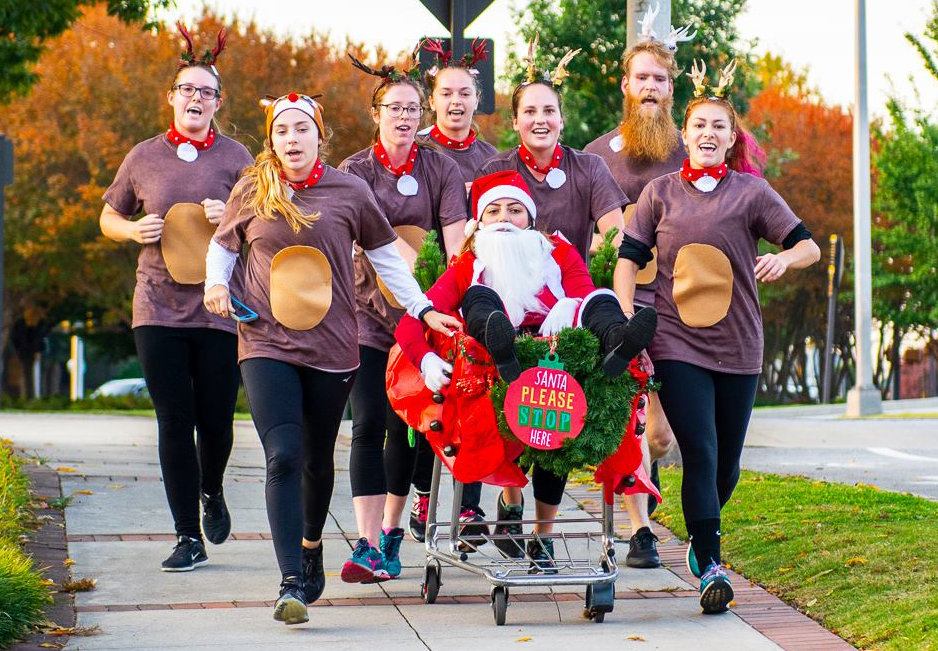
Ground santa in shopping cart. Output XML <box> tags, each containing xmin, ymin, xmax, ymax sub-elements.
<box><xmin>389</xmin><ymin>171</ymin><xmax>661</xmax><ymax>527</ymax></box>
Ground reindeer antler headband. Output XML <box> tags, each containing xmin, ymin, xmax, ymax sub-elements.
<box><xmin>637</xmin><ymin>2</ymin><xmax>696</xmax><ymax>52</ymax></box>
<box><xmin>347</xmin><ymin>44</ymin><xmax>423</xmax><ymax>87</ymax></box>
<box><xmin>520</xmin><ymin>33</ymin><xmax>580</xmax><ymax>87</ymax></box>
<box><xmin>687</xmin><ymin>59</ymin><xmax>737</xmax><ymax>100</ymax></box>
<box><xmin>423</xmin><ymin>38</ymin><xmax>487</xmax><ymax>77</ymax></box>
<box><xmin>176</xmin><ymin>22</ymin><xmax>228</xmax><ymax>74</ymax></box>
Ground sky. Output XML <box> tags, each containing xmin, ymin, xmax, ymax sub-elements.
<box><xmin>168</xmin><ymin>0</ymin><xmax>938</xmax><ymax>117</ymax></box>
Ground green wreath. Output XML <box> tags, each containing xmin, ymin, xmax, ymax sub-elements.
<box><xmin>488</xmin><ymin>328</ymin><xmax>642</xmax><ymax>477</ymax></box>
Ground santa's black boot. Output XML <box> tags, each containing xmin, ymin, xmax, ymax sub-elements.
<box><xmin>462</xmin><ymin>285</ymin><xmax>522</xmax><ymax>382</ymax></box>
<box><xmin>580</xmin><ymin>293</ymin><xmax>657</xmax><ymax>378</ymax></box>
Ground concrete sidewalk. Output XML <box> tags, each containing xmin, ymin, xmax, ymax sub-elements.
<box><xmin>4</xmin><ymin>413</ymin><xmax>854</xmax><ymax>650</ymax></box>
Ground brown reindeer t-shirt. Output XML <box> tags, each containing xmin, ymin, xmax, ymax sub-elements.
<box><xmin>103</xmin><ymin>133</ymin><xmax>253</xmax><ymax>333</ymax></box>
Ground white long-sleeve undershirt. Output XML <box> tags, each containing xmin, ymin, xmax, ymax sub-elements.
<box><xmin>205</xmin><ymin>240</ymin><xmax>238</xmax><ymax>290</ymax></box>
<box><xmin>364</xmin><ymin>241</ymin><xmax>433</xmax><ymax>319</ymax></box>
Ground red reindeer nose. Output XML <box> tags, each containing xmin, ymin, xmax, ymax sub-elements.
<box><xmin>288</xmin><ymin>92</ymin><xmax>299</xmax><ymax>102</ymax></box>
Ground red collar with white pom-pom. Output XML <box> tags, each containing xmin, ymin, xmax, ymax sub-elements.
<box><xmin>518</xmin><ymin>143</ymin><xmax>562</xmax><ymax>174</ymax></box>
<box><xmin>167</xmin><ymin>122</ymin><xmax>216</xmax><ymax>150</ymax></box>
<box><xmin>429</xmin><ymin>125</ymin><xmax>476</xmax><ymax>150</ymax></box>
<box><xmin>280</xmin><ymin>158</ymin><xmax>325</xmax><ymax>190</ymax></box>
<box><xmin>681</xmin><ymin>159</ymin><xmax>727</xmax><ymax>183</ymax></box>
<box><xmin>374</xmin><ymin>141</ymin><xmax>418</xmax><ymax>177</ymax></box>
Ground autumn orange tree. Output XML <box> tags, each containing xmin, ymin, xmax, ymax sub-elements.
<box><xmin>746</xmin><ymin>56</ymin><xmax>855</xmax><ymax>403</ymax></box>
<box><xmin>0</xmin><ymin>7</ymin><xmax>463</xmax><ymax>397</ymax></box>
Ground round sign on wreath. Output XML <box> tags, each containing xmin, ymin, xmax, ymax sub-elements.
<box><xmin>503</xmin><ymin>352</ymin><xmax>588</xmax><ymax>450</ymax></box>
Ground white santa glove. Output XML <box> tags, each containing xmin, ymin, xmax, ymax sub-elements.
<box><xmin>538</xmin><ymin>297</ymin><xmax>582</xmax><ymax>336</ymax></box>
<box><xmin>420</xmin><ymin>353</ymin><xmax>453</xmax><ymax>393</ymax></box>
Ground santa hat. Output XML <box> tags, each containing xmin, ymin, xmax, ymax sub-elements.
<box><xmin>465</xmin><ymin>171</ymin><xmax>537</xmax><ymax>238</ymax></box>
<box><xmin>259</xmin><ymin>93</ymin><xmax>326</xmax><ymax>143</ymax></box>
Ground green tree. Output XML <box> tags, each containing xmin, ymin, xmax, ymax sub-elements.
<box><xmin>869</xmin><ymin>0</ymin><xmax>938</xmax><ymax>397</ymax></box>
<box><xmin>503</xmin><ymin>0</ymin><xmax>754</xmax><ymax>149</ymax></box>
<box><xmin>0</xmin><ymin>0</ymin><xmax>172</xmax><ymax>103</ymax></box>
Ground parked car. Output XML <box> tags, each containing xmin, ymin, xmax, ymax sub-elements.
<box><xmin>90</xmin><ymin>378</ymin><xmax>150</xmax><ymax>399</ymax></box>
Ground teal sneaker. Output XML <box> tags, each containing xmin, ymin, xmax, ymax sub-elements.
<box><xmin>699</xmin><ymin>562</ymin><xmax>733</xmax><ymax>614</ymax></box>
<box><xmin>686</xmin><ymin>542</ymin><xmax>701</xmax><ymax>578</ymax></box>
<box><xmin>380</xmin><ymin>527</ymin><xmax>405</xmax><ymax>578</ymax></box>
<box><xmin>341</xmin><ymin>537</ymin><xmax>390</xmax><ymax>584</ymax></box>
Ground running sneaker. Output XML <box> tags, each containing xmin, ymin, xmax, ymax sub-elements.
<box><xmin>380</xmin><ymin>527</ymin><xmax>405</xmax><ymax>578</ymax></box>
<box><xmin>626</xmin><ymin>526</ymin><xmax>660</xmax><ymax>568</ymax></box>
<box><xmin>699</xmin><ymin>563</ymin><xmax>734</xmax><ymax>614</ymax></box>
<box><xmin>456</xmin><ymin>507</ymin><xmax>490</xmax><ymax>552</ymax></box>
<box><xmin>273</xmin><ymin>576</ymin><xmax>308</xmax><ymax>625</ymax></box>
<box><xmin>200</xmin><ymin>488</ymin><xmax>231</xmax><ymax>545</ymax></box>
<box><xmin>160</xmin><ymin>535</ymin><xmax>208</xmax><ymax>572</ymax></box>
<box><xmin>302</xmin><ymin>544</ymin><xmax>325</xmax><ymax>604</ymax></box>
<box><xmin>686</xmin><ymin>542</ymin><xmax>701</xmax><ymax>578</ymax></box>
<box><xmin>493</xmin><ymin>494</ymin><xmax>524</xmax><ymax>559</ymax></box>
<box><xmin>526</xmin><ymin>537</ymin><xmax>558</xmax><ymax>575</ymax></box>
<box><xmin>409</xmin><ymin>491</ymin><xmax>430</xmax><ymax>542</ymax></box>
<box><xmin>341</xmin><ymin>538</ymin><xmax>391</xmax><ymax>584</ymax></box>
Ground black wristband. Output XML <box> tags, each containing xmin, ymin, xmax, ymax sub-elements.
<box><xmin>782</xmin><ymin>222</ymin><xmax>812</xmax><ymax>250</ymax></box>
<box><xmin>618</xmin><ymin>234</ymin><xmax>654</xmax><ymax>268</ymax></box>
<box><xmin>418</xmin><ymin>305</ymin><xmax>434</xmax><ymax>322</ymax></box>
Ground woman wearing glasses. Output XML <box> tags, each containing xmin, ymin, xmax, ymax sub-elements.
<box><xmin>99</xmin><ymin>25</ymin><xmax>252</xmax><ymax>572</ymax></box>
<box><xmin>338</xmin><ymin>56</ymin><xmax>467</xmax><ymax>583</ymax></box>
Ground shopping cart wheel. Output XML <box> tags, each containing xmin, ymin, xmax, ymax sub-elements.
<box><xmin>491</xmin><ymin>586</ymin><xmax>508</xmax><ymax>626</ymax></box>
<box><xmin>422</xmin><ymin>563</ymin><xmax>441</xmax><ymax>604</ymax></box>
<box><xmin>585</xmin><ymin>582</ymin><xmax>614</xmax><ymax>623</ymax></box>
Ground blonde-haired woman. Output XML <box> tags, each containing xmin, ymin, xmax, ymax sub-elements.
<box><xmin>204</xmin><ymin>93</ymin><xmax>459</xmax><ymax>625</ymax></box>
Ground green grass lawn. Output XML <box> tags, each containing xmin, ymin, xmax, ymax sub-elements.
<box><xmin>652</xmin><ymin>466</ymin><xmax>938</xmax><ymax>651</ymax></box>
<box><xmin>0</xmin><ymin>441</ymin><xmax>50</xmax><ymax>646</ymax></box>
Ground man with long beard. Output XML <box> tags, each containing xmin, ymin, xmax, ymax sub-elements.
<box><xmin>583</xmin><ymin>38</ymin><xmax>684</xmax><ymax>570</ymax></box>
<box><xmin>394</xmin><ymin>170</ymin><xmax>657</xmax><ymax>569</ymax></box>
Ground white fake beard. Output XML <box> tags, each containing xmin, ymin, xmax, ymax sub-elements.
<box><xmin>473</xmin><ymin>223</ymin><xmax>553</xmax><ymax>327</ymax></box>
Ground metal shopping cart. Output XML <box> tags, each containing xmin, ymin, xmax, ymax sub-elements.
<box><xmin>419</xmin><ymin>458</ymin><xmax>620</xmax><ymax>626</ymax></box>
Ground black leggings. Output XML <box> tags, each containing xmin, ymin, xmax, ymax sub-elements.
<box><xmin>654</xmin><ymin>360</ymin><xmax>759</xmax><ymax>570</ymax></box>
<box><xmin>134</xmin><ymin>326</ymin><xmax>239</xmax><ymax>539</ymax></box>
<box><xmin>240</xmin><ymin>358</ymin><xmax>354</xmax><ymax>580</ymax></box>
<box><xmin>349</xmin><ymin>345</ymin><xmax>418</xmax><ymax>498</ymax></box>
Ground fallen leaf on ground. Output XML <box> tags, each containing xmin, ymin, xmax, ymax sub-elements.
<box><xmin>44</xmin><ymin>625</ymin><xmax>100</xmax><ymax>637</ymax></box>
<box><xmin>60</xmin><ymin>578</ymin><xmax>96</xmax><ymax>593</ymax></box>
<box><xmin>516</xmin><ymin>637</ymin><xmax>532</xmax><ymax>642</ymax></box>
<box><xmin>63</xmin><ymin>558</ymin><xmax>75</xmax><ymax>566</ymax></box>
<box><xmin>38</xmin><ymin>643</ymin><xmax>63</xmax><ymax>648</ymax></box>
<box><xmin>806</xmin><ymin>598</ymin><xmax>817</xmax><ymax>607</ymax></box>
<box><xmin>107</xmin><ymin>483</ymin><xmax>125</xmax><ymax>489</ymax></box>
<box><xmin>56</xmin><ymin>467</ymin><xmax>77</xmax><ymax>472</ymax></box>
<box><xmin>845</xmin><ymin>557</ymin><xmax>867</xmax><ymax>567</ymax></box>
<box><xmin>728</xmin><ymin>600</ymin><xmax>737</xmax><ymax>606</ymax></box>
<box><xmin>805</xmin><ymin>569</ymin><xmax>834</xmax><ymax>582</ymax></box>
<box><xmin>627</xmin><ymin>636</ymin><xmax>646</xmax><ymax>641</ymax></box>
<box><xmin>777</xmin><ymin>567</ymin><xmax>793</xmax><ymax>573</ymax></box>
<box><xmin>71</xmin><ymin>490</ymin><xmax>94</xmax><ymax>495</ymax></box>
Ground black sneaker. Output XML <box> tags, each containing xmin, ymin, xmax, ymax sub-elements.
<box><xmin>302</xmin><ymin>544</ymin><xmax>325</xmax><ymax>604</ymax></box>
<box><xmin>601</xmin><ymin>307</ymin><xmax>658</xmax><ymax>377</ymax></box>
<box><xmin>409</xmin><ymin>490</ymin><xmax>429</xmax><ymax>543</ymax></box>
<box><xmin>161</xmin><ymin>535</ymin><xmax>208</xmax><ymax>572</ymax></box>
<box><xmin>484</xmin><ymin>311</ymin><xmax>521</xmax><ymax>382</ymax></box>
<box><xmin>647</xmin><ymin>461</ymin><xmax>660</xmax><ymax>517</ymax></box>
<box><xmin>457</xmin><ymin>507</ymin><xmax>490</xmax><ymax>552</ymax></box>
<box><xmin>200</xmin><ymin>488</ymin><xmax>231</xmax><ymax>545</ymax></box>
<box><xmin>526</xmin><ymin>537</ymin><xmax>558</xmax><ymax>574</ymax></box>
<box><xmin>493</xmin><ymin>494</ymin><xmax>524</xmax><ymax>559</ymax></box>
<box><xmin>273</xmin><ymin>577</ymin><xmax>308</xmax><ymax>625</ymax></box>
<box><xmin>626</xmin><ymin>526</ymin><xmax>660</xmax><ymax>568</ymax></box>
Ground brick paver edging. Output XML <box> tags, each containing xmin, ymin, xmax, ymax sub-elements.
<box><xmin>11</xmin><ymin>462</ymin><xmax>76</xmax><ymax>651</ymax></box>
<box><xmin>565</xmin><ymin>485</ymin><xmax>857</xmax><ymax>651</ymax></box>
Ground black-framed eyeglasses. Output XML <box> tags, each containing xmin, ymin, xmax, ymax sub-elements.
<box><xmin>378</xmin><ymin>104</ymin><xmax>423</xmax><ymax>119</ymax></box>
<box><xmin>173</xmin><ymin>83</ymin><xmax>221</xmax><ymax>100</ymax></box>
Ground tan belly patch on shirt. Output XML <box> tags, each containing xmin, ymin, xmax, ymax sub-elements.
<box><xmin>672</xmin><ymin>243</ymin><xmax>733</xmax><ymax>328</ymax></box>
<box><xmin>270</xmin><ymin>246</ymin><xmax>333</xmax><ymax>330</ymax></box>
<box><xmin>376</xmin><ymin>224</ymin><xmax>428</xmax><ymax>309</ymax></box>
<box><xmin>161</xmin><ymin>203</ymin><xmax>216</xmax><ymax>284</ymax></box>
